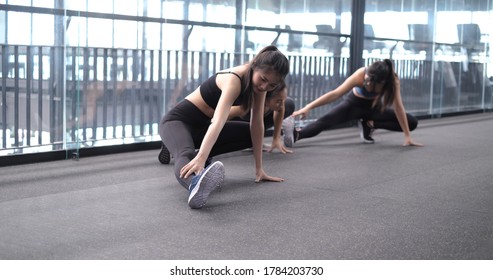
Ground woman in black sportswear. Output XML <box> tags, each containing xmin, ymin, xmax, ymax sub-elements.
<box><xmin>158</xmin><ymin>45</ymin><xmax>290</xmax><ymax>209</ymax></box>
<box><xmin>285</xmin><ymin>59</ymin><xmax>423</xmax><ymax>147</ymax></box>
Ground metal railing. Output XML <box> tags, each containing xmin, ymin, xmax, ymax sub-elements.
<box><xmin>1</xmin><ymin>44</ymin><xmax>492</xmax><ymax>156</ymax></box>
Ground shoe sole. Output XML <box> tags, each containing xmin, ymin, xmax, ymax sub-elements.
<box><xmin>282</xmin><ymin>117</ymin><xmax>295</xmax><ymax>147</ymax></box>
<box><xmin>158</xmin><ymin>144</ymin><xmax>171</xmax><ymax>164</ymax></box>
<box><xmin>284</xmin><ymin>134</ymin><xmax>294</xmax><ymax>147</ymax></box>
<box><xmin>188</xmin><ymin>161</ymin><xmax>225</xmax><ymax>209</ymax></box>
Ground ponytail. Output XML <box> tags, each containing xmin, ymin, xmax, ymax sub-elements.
<box><xmin>382</xmin><ymin>59</ymin><xmax>397</xmax><ymax>109</ymax></box>
<box><xmin>368</xmin><ymin>59</ymin><xmax>397</xmax><ymax>111</ymax></box>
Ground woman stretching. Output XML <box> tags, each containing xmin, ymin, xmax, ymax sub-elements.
<box><xmin>228</xmin><ymin>82</ymin><xmax>295</xmax><ymax>154</ymax></box>
<box><xmin>159</xmin><ymin>83</ymin><xmax>295</xmax><ymax>163</ymax></box>
<box><xmin>159</xmin><ymin>45</ymin><xmax>290</xmax><ymax>209</ymax></box>
<box><xmin>284</xmin><ymin>59</ymin><xmax>423</xmax><ymax>147</ymax></box>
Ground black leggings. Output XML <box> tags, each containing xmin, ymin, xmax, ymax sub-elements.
<box><xmin>232</xmin><ymin>97</ymin><xmax>295</xmax><ymax>129</ymax></box>
<box><xmin>298</xmin><ymin>92</ymin><xmax>418</xmax><ymax>140</ymax></box>
<box><xmin>159</xmin><ymin>99</ymin><xmax>252</xmax><ymax>189</ymax></box>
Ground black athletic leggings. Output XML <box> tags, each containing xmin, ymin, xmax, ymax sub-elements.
<box><xmin>159</xmin><ymin>99</ymin><xmax>252</xmax><ymax>189</ymax></box>
<box><xmin>298</xmin><ymin>92</ymin><xmax>418</xmax><ymax>140</ymax></box>
<box><xmin>232</xmin><ymin>97</ymin><xmax>295</xmax><ymax>129</ymax></box>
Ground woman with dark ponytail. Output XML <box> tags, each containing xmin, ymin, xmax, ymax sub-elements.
<box><xmin>158</xmin><ymin>45</ymin><xmax>290</xmax><ymax>209</ymax></box>
<box><xmin>284</xmin><ymin>59</ymin><xmax>422</xmax><ymax>147</ymax></box>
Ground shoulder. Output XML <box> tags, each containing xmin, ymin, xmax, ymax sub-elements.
<box><xmin>354</xmin><ymin>67</ymin><xmax>366</xmax><ymax>76</ymax></box>
<box><xmin>231</xmin><ymin>64</ymin><xmax>249</xmax><ymax>77</ymax></box>
<box><xmin>218</xmin><ymin>65</ymin><xmax>247</xmax><ymax>80</ymax></box>
<box><xmin>346</xmin><ymin>67</ymin><xmax>365</xmax><ymax>81</ymax></box>
<box><xmin>215</xmin><ymin>67</ymin><xmax>245</xmax><ymax>91</ymax></box>
<box><xmin>345</xmin><ymin>67</ymin><xmax>365</xmax><ymax>84</ymax></box>
<box><xmin>218</xmin><ymin>65</ymin><xmax>249</xmax><ymax>83</ymax></box>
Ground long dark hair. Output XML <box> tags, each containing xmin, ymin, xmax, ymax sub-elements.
<box><xmin>266</xmin><ymin>80</ymin><xmax>286</xmax><ymax>100</ymax></box>
<box><xmin>240</xmin><ymin>45</ymin><xmax>290</xmax><ymax>111</ymax></box>
<box><xmin>367</xmin><ymin>59</ymin><xmax>397</xmax><ymax>110</ymax></box>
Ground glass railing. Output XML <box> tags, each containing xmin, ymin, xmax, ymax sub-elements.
<box><xmin>1</xmin><ymin>44</ymin><xmax>492</xmax><ymax>157</ymax></box>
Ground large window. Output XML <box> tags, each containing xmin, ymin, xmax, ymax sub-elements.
<box><xmin>363</xmin><ymin>0</ymin><xmax>492</xmax><ymax>115</ymax></box>
<box><xmin>245</xmin><ymin>0</ymin><xmax>352</xmax><ymax>55</ymax></box>
<box><xmin>0</xmin><ymin>0</ymin><xmax>491</xmax><ymax>159</ymax></box>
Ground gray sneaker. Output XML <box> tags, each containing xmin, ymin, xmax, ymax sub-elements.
<box><xmin>282</xmin><ymin>116</ymin><xmax>295</xmax><ymax>147</ymax></box>
<box><xmin>188</xmin><ymin>161</ymin><xmax>225</xmax><ymax>209</ymax></box>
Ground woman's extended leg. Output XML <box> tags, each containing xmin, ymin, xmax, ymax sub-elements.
<box><xmin>210</xmin><ymin>121</ymin><xmax>253</xmax><ymax>156</ymax></box>
<box><xmin>160</xmin><ymin>120</ymin><xmax>201</xmax><ymax>189</ymax></box>
<box><xmin>160</xmin><ymin>119</ymin><xmax>253</xmax><ymax>188</ymax></box>
<box><xmin>297</xmin><ymin>94</ymin><xmax>371</xmax><ymax>141</ymax></box>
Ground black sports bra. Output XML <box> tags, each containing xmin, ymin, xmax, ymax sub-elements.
<box><xmin>199</xmin><ymin>71</ymin><xmax>245</xmax><ymax>109</ymax></box>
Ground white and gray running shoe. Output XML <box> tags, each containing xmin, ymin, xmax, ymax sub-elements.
<box><xmin>188</xmin><ymin>161</ymin><xmax>225</xmax><ymax>209</ymax></box>
<box><xmin>282</xmin><ymin>116</ymin><xmax>295</xmax><ymax>147</ymax></box>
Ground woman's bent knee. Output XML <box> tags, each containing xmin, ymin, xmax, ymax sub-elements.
<box><xmin>408</xmin><ymin>116</ymin><xmax>418</xmax><ymax>131</ymax></box>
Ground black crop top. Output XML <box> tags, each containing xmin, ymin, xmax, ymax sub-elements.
<box><xmin>199</xmin><ymin>71</ymin><xmax>246</xmax><ymax>109</ymax></box>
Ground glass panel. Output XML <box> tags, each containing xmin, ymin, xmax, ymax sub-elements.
<box><xmin>114</xmin><ymin>19</ymin><xmax>140</xmax><ymax>49</ymax></box>
<box><xmin>364</xmin><ymin>0</ymin><xmax>492</xmax><ymax>116</ymax></box>
<box><xmin>437</xmin><ymin>0</ymin><xmax>491</xmax><ymax>113</ymax></box>
<box><xmin>161</xmin><ymin>0</ymin><xmax>238</xmax><ymax>23</ymax></box>
<box><xmin>245</xmin><ymin>0</ymin><xmax>351</xmax><ymax>55</ymax></box>
<box><xmin>32</xmin><ymin>14</ymin><xmax>54</xmax><ymax>46</ymax></box>
<box><xmin>7</xmin><ymin>0</ymin><xmax>31</xmax><ymax>6</ymax></box>
<box><xmin>142</xmin><ymin>22</ymin><xmax>162</xmax><ymax>50</ymax></box>
<box><xmin>0</xmin><ymin>0</ymin><xmax>491</xmax><ymax>159</ymax></box>
<box><xmin>32</xmin><ymin>0</ymin><xmax>54</xmax><ymax>8</ymax></box>
<box><xmin>161</xmin><ymin>23</ymin><xmax>186</xmax><ymax>50</ymax></box>
<box><xmin>189</xmin><ymin>26</ymin><xmax>236</xmax><ymax>52</ymax></box>
<box><xmin>66</xmin><ymin>16</ymin><xmax>88</xmax><ymax>47</ymax></box>
<box><xmin>114</xmin><ymin>0</ymin><xmax>141</xmax><ymax>16</ymax></box>
<box><xmin>202</xmin><ymin>0</ymin><xmax>236</xmax><ymax>25</ymax></box>
<box><xmin>7</xmin><ymin>12</ymin><xmax>30</xmax><ymax>45</ymax></box>
<box><xmin>146</xmin><ymin>0</ymin><xmax>163</xmax><ymax>18</ymax></box>
<box><xmin>366</xmin><ymin>0</ymin><xmax>435</xmax><ymax>115</ymax></box>
<box><xmin>65</xmin><ymin>0</ymin><xmax>87</xmax><ymax>11</ymax></box>
<box><xmin>162</xmin><ymin>0</ymin><xmax>185</xmax><ymax>20</ymax></box>
<box><xmin>0</xmin><ymin>10</ymin><xmax>6</xmax><ymax>44</ymax></box>
<box><xmin>87</xmin><ymin>18</ymin><xmax>114</xmax><ymax>48</ymax></box>
<box><xmin>87</xmin><ymin>0</ymin><xmax>113</xmax><ymax>14</ymax></box>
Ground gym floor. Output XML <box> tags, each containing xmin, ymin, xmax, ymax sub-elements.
<box><xmin>1</xmin><ymin>112</ymin><xmax>492</xmax><ymax>260</ymax></box>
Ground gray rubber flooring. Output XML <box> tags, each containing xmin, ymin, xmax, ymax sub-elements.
<box><xmin>1</xmin><ymin>112</ymin><xmax>492</xmax><ymax>260</ymax></box>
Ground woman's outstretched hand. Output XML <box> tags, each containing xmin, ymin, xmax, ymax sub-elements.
<box><xmin>266</xmin><ymin>138</ymin><xmax>293</xmax><ymax>154</ymax></box>
<box><xmin>291</xmin><ymin>107</ymin><xmax>310</xmax><ymax>120</ymax></box>
<box><xmin>255</xmin><ymin>169</ymin><xmax>284</xmax><ymax>183</ymax></box>
<box><xmin>403</xmin><ymin>137</ymin><xmax>424</xmax><ymax>147</ymax></box>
